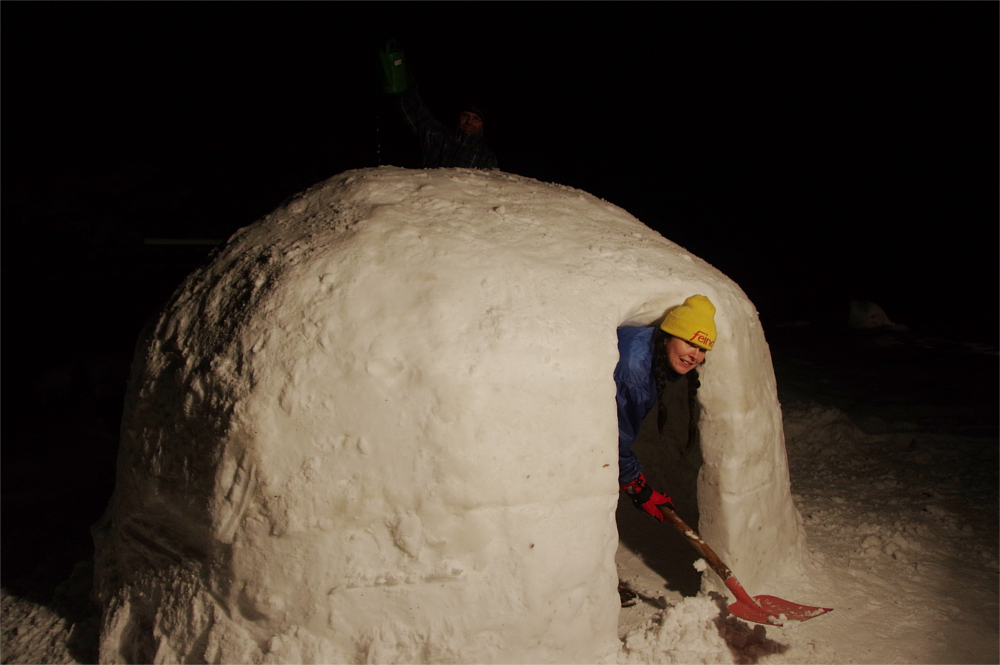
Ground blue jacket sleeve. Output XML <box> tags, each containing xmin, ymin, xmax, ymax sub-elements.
<box><xmin>614</xmin><ymin>328</ymin><xmax>657</xmax><ymax>485</ymax></box>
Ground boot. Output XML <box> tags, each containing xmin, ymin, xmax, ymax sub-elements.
<box><xmin>618</xmin><ymin>580</ymin><xmax>637</xmax><ymax>608</ymax></box>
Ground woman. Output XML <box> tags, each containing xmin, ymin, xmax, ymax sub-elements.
<box><xmin>614</xmin><ymin>294</ymin><xmax>716</xmax><ymax>605</ymax></box>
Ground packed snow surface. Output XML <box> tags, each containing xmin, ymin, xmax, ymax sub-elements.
<box><xmin>616</xmin><ymin>394</ymin><xmax>998</xmax><ymax>664</ymax></box>
<box><xmin>89</xmin><ymin>167</ymin><xmax>807</xmax><ymax>663</ymax></box>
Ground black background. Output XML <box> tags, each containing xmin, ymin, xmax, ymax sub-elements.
<box><xmin>2</xmin><ymin>1</ymin><xmax>997</xmax><ymax>617</ymax></box>
<box><xmin>6</xmin><ymin>4</ymin><xmax>996</xmax><ymax>339</ymax></box>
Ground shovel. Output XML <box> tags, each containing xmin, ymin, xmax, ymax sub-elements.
<box><xmin>659</xmin><ymin>505</ymin><xmax>832</xmax><ymax>626</ymax></box>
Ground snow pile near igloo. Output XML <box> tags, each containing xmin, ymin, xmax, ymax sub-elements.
<box><xmin>620</xmin><ymin>595</ymin><xmax>786</xmax><ymax>664</ymax></box>
<box><xmin>93</xmin><ymin>166</ymin><xmax>806</xmax><ymax>664</ymax></box>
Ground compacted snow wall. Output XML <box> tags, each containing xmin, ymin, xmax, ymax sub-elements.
<box><xmin>93</xmin><ymin>167</ymin><xmax>806</xmax><ymax>664</ymax></box>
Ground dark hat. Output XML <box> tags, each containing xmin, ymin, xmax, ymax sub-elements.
<box><xmin>460</xmin><ymin>101</ymin><xmax>487</xmax><ymax>123</ymax></box>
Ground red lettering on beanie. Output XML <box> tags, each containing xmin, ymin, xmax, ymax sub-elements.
<box><xmin>690</xmin><ymin>331</ymin><xmax>714</xmax><ymax>349</ymax></box>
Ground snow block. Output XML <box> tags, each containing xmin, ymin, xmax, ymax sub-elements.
<box><xmin>93</xmin><ymin>167</ymin><xmax>805</xmax><ymax>663</ymax></box>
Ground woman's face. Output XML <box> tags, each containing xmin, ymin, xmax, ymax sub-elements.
<box><xmin>664</xmin><ymin>335</ymin><xmax>706</xmax><ymax>375</ymax></box>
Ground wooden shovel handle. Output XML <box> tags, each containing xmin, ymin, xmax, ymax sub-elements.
<box><xmin>658</xmin><ymin>504</ymin><xmax>734</xmax><ymax>582</ymax></box>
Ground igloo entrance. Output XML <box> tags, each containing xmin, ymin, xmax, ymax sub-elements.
<box><xmin>93</xmin><ymin>167</ymin><xmax>806</xmax><ymax>664</ymax></box>
<box><xmin>614</xmin><ymin>332</ymin><xmax>706</xmax><ymax>601</ymax></box>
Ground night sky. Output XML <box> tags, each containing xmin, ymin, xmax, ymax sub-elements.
<box><xmin>4</xmin><ymin>3</ymin><xmax>998</xmax><ymax>354</ymax></box>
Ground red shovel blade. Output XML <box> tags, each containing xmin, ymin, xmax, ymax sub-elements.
<box><xmin>755</xmin><ymin>595</ymin><xmax>834</xmax><ymax>621</ymax></box>
<box><xmin>729</xmin><ymin>595</ymin><xmax>834</xmax><ymax>626</ymax></box>
<box><xmin>726</xmin><ymin>578</ymin><xmax>833</xmax><ymax>626</ymax></box>
<box><xmin>728</xmin><ymin>598</ymin><xmax>785</xmax><ymax>626</ymax></box>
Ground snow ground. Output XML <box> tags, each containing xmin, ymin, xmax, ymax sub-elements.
<box><xmin>2</xmin><ymin>323</ymin><xmax>997</xmax><ymax>664</ymax></box>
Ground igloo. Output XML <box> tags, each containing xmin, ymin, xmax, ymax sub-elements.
<box><xmin>93</xmin><ymin>167</ymin><xmax>807</xmax><ymax>664</ymax></box>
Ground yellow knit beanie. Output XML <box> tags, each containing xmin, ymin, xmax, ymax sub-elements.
<box><xmin>660</xmin><ymin>295</ymin><xmax>717</xmax><ymax>350</ymax></box>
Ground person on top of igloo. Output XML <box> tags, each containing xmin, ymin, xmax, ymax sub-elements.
<box><xmin>614</xmin><ymin>295</ymin><xmax>716</xmax><ymax>605</ymax></box>
<box><xmin>398</xmin><ymin>84</ymin><xmax>499</xmax><ymax>170</ymax></box>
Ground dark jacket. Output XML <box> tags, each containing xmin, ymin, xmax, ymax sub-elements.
<box><xmin>399</xmin><ymin>88</ymin><xmax>498</xmax><ymax>170</ymax></box>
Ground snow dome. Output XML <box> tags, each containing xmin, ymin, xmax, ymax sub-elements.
<box><xmin>93</xmin><ymin>167</ymin><xmax>806</xmax><ymax>664</ymax></box>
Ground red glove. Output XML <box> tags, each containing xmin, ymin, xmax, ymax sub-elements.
<box><xmin>620</xmin><ymin>473</ymin><xmax>674</xmax><ymax>521</ymax></box>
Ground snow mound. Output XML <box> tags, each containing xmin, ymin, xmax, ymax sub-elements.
<box><xmin>2</xmin><ymin>588</ymin><xmax>87</xmax><ymax>665</ymax></box>
<box><xmin>620</xmin><ymin>594</ymin><xmax>790</xmax><ymax>664</ymax></box>
<box><xmin>848</xmin><ymin>300</ymin><xmax>894</xmax><ymax>329</ymax></box>
<box><xmin>782</xmin><ymin>403</ymin><xmax>872</xmax><ymax>456</ymax></box>
<box><xmin>93</xmin><ymin>167</ymin><xmax>804</xmax><ymax>663</ymax></box>
<box><xmin>622</xmin><ymin>595</ymin><xmax>735</xmax><ymax>663</ymax></box>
